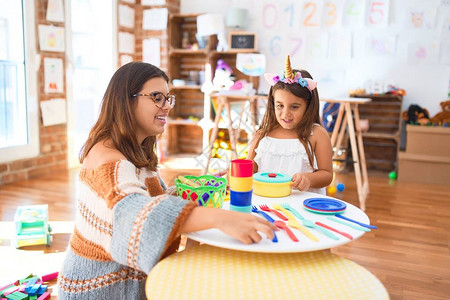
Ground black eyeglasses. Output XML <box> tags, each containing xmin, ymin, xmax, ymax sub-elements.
<box><xmin>132</xmin><ymin>92</ymin><xmax>176</xmax><ymax>108</ymax></box>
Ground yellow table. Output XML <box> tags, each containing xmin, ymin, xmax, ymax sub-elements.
<box><xmin>146</xmin><ymin>245</ymin><xmax>388</xmax><ymax>300</ymax></box>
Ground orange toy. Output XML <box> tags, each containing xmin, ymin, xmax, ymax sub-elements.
<box><xmin>430</xmin><ymin>100</ymin><xmax>450</xmax><ymax>125</ymax></box>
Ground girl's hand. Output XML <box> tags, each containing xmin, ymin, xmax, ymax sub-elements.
<box><xmin>214</xmin><ymin>210</ymin><xmax>278</xmax><ymax>244</ymax></box>
<box><xmin>291</xmin><ymin>173</ymin><xmax>311</xmax><ymax>191</ymax></box>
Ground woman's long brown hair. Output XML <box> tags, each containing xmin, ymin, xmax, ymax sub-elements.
<box><xmin>257</xmin><ymin>69</ymin><xmax>320</xmax><ymax>167</ymax></box>
<box><xmin>79</xmin><ymin>62</ymin><xmax>169</xmax><ymax>171</ymax></box>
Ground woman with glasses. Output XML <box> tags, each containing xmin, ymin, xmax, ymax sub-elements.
<box><xmin>58</xmin><ymin>62</ymin><xmax>277</xmax><ymax>299</ymax></box>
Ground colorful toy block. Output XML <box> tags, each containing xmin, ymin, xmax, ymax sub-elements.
<box><xmin>13</xmin><ymin>205</ymin><xmax>51</xmax><ymax>248</ymax></box>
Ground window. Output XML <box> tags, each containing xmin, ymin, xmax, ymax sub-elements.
<box><xmin>0</xmin><ymin>0</ymin><xmax>38</xmax><ymax>162</ymax></box>
<box><xmin>66</xmin><ymin>0</ymin><xmax>115</xmax><ymax>167</ymax></box>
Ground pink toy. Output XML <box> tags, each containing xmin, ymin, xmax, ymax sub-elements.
<box><xmin>37</xmin><ymin>292</ymin><xmax>51</xmax><ymax>300</ymax></box>
<box><xmin>41</xmin><ymin>272</ymin><xmax>58</xmax><ymax>282</ymax></box>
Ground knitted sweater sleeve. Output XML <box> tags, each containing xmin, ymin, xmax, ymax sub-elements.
<box><xmin>110</xmin><ymin>193</ymin><xmax>195</xmax><ymax>274</ymax></box>
<box><xmin>76</xmin><ymin>160</ymin><xmax>196</xmax><ymax>274</ymax></box>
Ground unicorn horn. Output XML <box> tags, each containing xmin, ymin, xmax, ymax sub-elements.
<box><xmin>285</xmin><ymin>55</ymin><xmax>294</xmax><ymax>79</ymax></box>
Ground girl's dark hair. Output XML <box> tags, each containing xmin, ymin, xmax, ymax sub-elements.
<box><xmin>79</xmin><ymin>61</ymin><xmax>169</xmax><ymax>171</ymax></box>
<box><xmin>257</xmin><ymin>69</ymin><xmax>320</xmax><ymax>167</ymax></box>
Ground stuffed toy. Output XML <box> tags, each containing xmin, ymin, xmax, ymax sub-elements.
<box><xmin>212</xmin><ymin>59</ymin><xmax>234</xmax><ymax>90</ymax></box>
<box><xmin>402</xmin><ymin>104</ymin><xmax>430</xmax><ymax>125</ymax></box>
<box><xmin>430</xmin><ymin>100</ymin><xmax>450</xmax><ymax>125</ymax></box>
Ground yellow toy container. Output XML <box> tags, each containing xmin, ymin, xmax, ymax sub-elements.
<box><xmin>253</xmin><ymin>172</ymin><xmax>292</xmax><ymax>198</ymax></box>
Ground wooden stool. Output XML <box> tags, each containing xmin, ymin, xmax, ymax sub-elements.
<box><xmin>146</xmin><ymin>244</ymin><xmax>388</xmax><ymax>300</ymax></box>
<box><xmin>321</xmin><ymin>98</ymin><xmax>371</xmax><ymax>211</ymax></box>
<box><xmin>203</xmin><ymin>94</ymin><xmax>264</xmax><ymax>174</ymax></box>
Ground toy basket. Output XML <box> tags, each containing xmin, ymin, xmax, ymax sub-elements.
<box><xmin>175</xmin><ymin>175</ymin><xmax>228</xmax><ymax>208</ymax></box>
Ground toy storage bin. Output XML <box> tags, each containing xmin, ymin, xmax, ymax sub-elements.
<box><xmin>175</xmin><ymin>175</ymin><xmax>227</xmax><ymax>208</ymax></box>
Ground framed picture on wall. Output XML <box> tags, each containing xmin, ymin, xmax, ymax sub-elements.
<box><xmin>228</xmin><ymin>32</ymin><xmax>257</xmax><ymax>51</ymax></box>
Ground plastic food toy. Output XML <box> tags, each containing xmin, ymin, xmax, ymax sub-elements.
<box><xmin>13</xmin><ymin>205</ymin><xmax>51</xmax><ymax>248</ymax></box>
<box><xmin>253</xmin><ymin>172</ymin><xmax>292</xmax><ymax>198</ymax></box>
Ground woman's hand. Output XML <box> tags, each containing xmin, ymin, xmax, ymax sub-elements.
<box><xmin>179</xmin><ymin>207</ymin><xmax>278</xmax><ymax>244</ymax></box>
<box><xmin>214</xmin><ymin>210</ymin><xmax>279</xmax><ymax>244</ymax></box>
<box><xmin>291</xmin><ymin>173</ymin><xmax>311</xmax><ymax>191</ymax></box>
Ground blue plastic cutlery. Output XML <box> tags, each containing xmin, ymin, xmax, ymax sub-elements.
<box><xmin>327</xmin><ymin>216</ymin><xmax>371</xmax><ymax>232</ymax></box>
<box><xmin>251</xmin><ymin>205</ymin><xmax>278</xmax><ymax>243</ymax></box>
<box><xmin>335</xmin><ymin>214</ymin><xmax>378</xmax><ymax>229</ymax></box>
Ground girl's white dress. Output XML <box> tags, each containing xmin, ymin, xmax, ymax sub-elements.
<box><xmin>254</xmin><ymin>136</ymin><xmax>326</xmax><ymax>195</ymax></box>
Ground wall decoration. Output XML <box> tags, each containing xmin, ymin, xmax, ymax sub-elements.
<box><xmin>119</xmin><ymin>4</ymin><xmax>135</xmax><ymax>29</ymax></box>
<box><xmin>38</xmin><ymin>25</ymin><xmax>65</xmax><ymax>52</ymax></box>
<box><xmin>142</xmin><ymin>0</ymin><xmax>166</xmax><ymax>4</ymax></box>
<box><xmin>342</xmin><ymin>0</ymin><xmax>365</xmax><ymax>28</ymax></box>
<box><xmin>305</xmin><ymin>32</ymin><xmax>328</xmax><ymax>59</ymax></box>
<box><xmin>366</xmin><ymin>0</ymin><xmax>390</xmax><ymax>28</ymax></box>
<box><xmin>404</xmin><ymin>6</ymin><xmax>437</xmax><ymax>30</ymax></box>
<box><xmin>40</xmin><ymin>98</ymin><xmax>67</xmax><ymax>126</ymax></box>
<box><xmin>322</xmin><ymin>0</ymin><xmax>344</xmax><ymax>27</ymax></box>
<box><xmin>118</xmin><ymin>32</ymin><xmax>135</xmax><ymax>54</ymax></box>
<box><xmin>407</xmin><ymin>41</ymin><xmax>440</xmax><ymax>64</ymax></box>
<box><xmin>46</xmin><ymin>0</ymin><xmax>64</xmax><ymax>22</ymax></box>
<box><xmin>143</xmin><ymin>38</ymin><xmax>160</xmax><ymax>67</ymax></box>
<box><xmin>236</xmin><ymin>53</ymin><xmax>266</xmax><ymax>76</ymax></box>
<box><xmin>365</xmin><ymin>35</ymin><xmax>396</xmax><ymax>56</ymax></box>
<box><xmin>44</xmin><ymin>57</ymin><xmax>64</xmax><ymax>94</ymax></box>
<box><xmin>143</xmin><ymin>8</ymin><xmax>168</xmax><ymax>30</ymax></box>
<box><xmin>301</xmin><ymin>0</ymin><xmax>323</xmax><ymax>28</ymax></box>
<box><xmin>441</xmin><ymin>41</ymin><xmax>450</xmax><ymax>64</ymax></box>
<box><xmin>328</xmin><ymin>32</ymin><xmax>352</xmax><ymax>61</ymax></box>
<box><xmin>120</xmin><ymin>55</ymin><xmax>133</xmax><ymax>66</ymax></box>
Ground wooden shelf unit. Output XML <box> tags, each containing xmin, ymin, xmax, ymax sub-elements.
<box><xmin>165</xmin><ymin>13</ymin><xmax>210</xmax><ymax>157</ymax></box>
<box><xmin>164</xmin><ymin>13</ymin><xmax>261</xmax><ymax>161</ymax></box>
<box><xmin>350</xmin><ymin>94</ymin><xmax>403</xmax><ymax>171</ymax></box>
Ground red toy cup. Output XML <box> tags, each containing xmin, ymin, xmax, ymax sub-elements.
<box><xmin>230</xmin><ymin>159</ymin><xmax>253</xmax><ymax>177</ymax></box>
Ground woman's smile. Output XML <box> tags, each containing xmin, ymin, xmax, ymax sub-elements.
<box><xmin>155</xmin><ymin>114</ymin><xmax>167</xmax><ymax>124</ymax></box>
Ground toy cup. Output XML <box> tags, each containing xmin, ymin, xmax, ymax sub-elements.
<box><xmin>230</xmin><ymin>190</ymin><xmax>252</xmax><ymax>206</ymax></box>
<box><xmin>230</xmin><ymin>159</ymin><xmax>253</xmax><ymax>177</ymax></box>
<box><xmin>229</xmin><ymin>175</ymin><xmax>253</xmax><ymax>192</ymax></box>
<box><xmin>229</xmin><ymin>204</ymin><xmax>252</xmax><ymax>213</ymax></box>
<box><xmin>230</xmin><ymin>190</ymin><xmax>252</xmax><ymax>213</ymax></box>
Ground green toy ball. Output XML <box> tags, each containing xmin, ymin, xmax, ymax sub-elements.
<box><xmin>388</xmin><ymin>171</ymin><xmax>397</xmax><ymax>180</ymax></box>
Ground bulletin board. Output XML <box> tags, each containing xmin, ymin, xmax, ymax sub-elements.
<box><xmin>182</xmin><ymin>0</ymin><xmax>450</xmax><ymax>115</ymax></box>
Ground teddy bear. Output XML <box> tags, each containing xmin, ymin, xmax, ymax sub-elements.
<box><xmin>402</xmin><ymin>104</ymin><xmax>430</xmax><ymax>125</ymax></box>
<box><xmin>430</xmin><ymin>100</ymin><xmax>450</xmax><ymax>125</ymax></box>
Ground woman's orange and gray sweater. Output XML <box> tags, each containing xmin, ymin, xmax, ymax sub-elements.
<box><xmin>58</xmin><ymin>160</ymin><xmax>196</xmax><ymax>299</ymax></box>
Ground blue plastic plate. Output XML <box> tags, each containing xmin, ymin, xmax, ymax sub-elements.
<box><xmin>303</xmin><ymin>198</ymin><xmax>347</xmax><ymax>211</ymax></box>
<box><xmin>303</xmin><ymin>206</ymin><xmax>345</xmax><ymax>215</ymax></box>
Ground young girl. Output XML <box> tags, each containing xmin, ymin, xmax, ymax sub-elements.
<box><xmin>247</xmin><ymin>56</ymin><xmax>333</xmax><ymax>194</ymax></box>
<box><xmin>58</xmin><ymin>62</ymin><xmax>276</xmax><ymax>299</ymax></box>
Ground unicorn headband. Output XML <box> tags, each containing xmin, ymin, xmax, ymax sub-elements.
<box><xmin>264</xmin><ymin>55</ymin><xmax>317</xmax><ymax>92</ymax></box>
